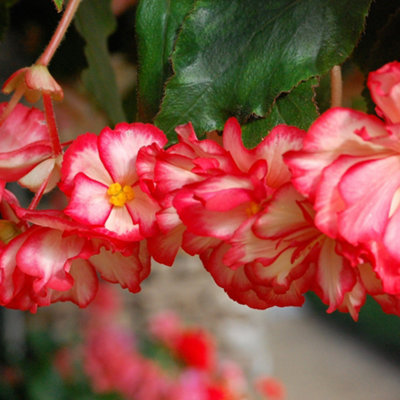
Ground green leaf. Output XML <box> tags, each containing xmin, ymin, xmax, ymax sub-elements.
<box><xmin>75</xmin><ymin>0</ymin><xmax>126</xmax><ymax>125</ymax></box>
<box><xmin>52</xmin><ymin>0</ymin><xmax>64</xmax><ymax>12</ymax></box>
<box><xmin>242</xmin><ymin>78</ymin><xmax>319</xmax><ymax>148</ymax></box>
<box><xmin>136</xmin><ymin>0</ymin><xmax>194</xmax><ymax>122</ymax></box>
<box><xmin>155</xmin><ymin>0</ymin><xmax>372</xmax><ymax>144</ymax></box>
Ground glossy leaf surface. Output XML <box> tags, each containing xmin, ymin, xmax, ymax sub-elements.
<box><xmin>136</xmin><ymin>0</ymin><xmax>194</xmax><ymax>122</ymax></box>
<box><xmin>155</xmin><ymin>0</ymin><xmax>372</xmax><ymax>143</ymax></box>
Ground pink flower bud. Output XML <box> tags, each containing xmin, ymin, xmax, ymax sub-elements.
<box><xmin>2</xmin><ymin>65</ymin><xmax>63</xmax><ymax>103</ymax></box>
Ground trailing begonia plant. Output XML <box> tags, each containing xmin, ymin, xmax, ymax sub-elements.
<box><xmin>1</xmin><ymin>0</ymin><xmax>400</xmax><ymax>324</ymax></box>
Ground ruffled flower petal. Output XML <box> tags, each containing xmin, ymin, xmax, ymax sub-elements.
<box><xmin>99</xmin><ymin>122</ymin><xmax>167</xmax><ymax>184</ymax></box>
<box><xmin>89</xmin><ymin>242</ymin><xmax>150</xmax><ymax>293</ymax></box>
<box><xmin>60</xmin><ymin>133</ymin><xmax>112</xmax><ymax>194</ymax></box>
<box><xmin>49</xmin><ymin>259</ymin><xmax>98</xmax><ymax>307</ymax></box>
<box><xmin>65</xmin><ymin>173</ymin><xmax>112</xmax><ymax>226</ymax></box>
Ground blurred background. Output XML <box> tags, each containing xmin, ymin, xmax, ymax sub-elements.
<box><xmin>1</xmin><ymin>1</ymin><xmax>400</xmax><ymax>399</ymax></box>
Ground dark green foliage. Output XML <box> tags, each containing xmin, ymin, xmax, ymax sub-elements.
<box><xmin>154</xmin><ymin>0</ymin><xmax>372</xmax><ymax>143</ymax></box>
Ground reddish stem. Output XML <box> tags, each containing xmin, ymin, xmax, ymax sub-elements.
<box><xmin>37</xmin><ymin>0</ymin><xmax>82</xmax><ymax>66</ymax></box>
<box><xmin>330</xmin><ymin>65</ymin><xmax>343</xmax><ymax>108</ymax></box>
<box><xmin>43</xmin><ymin>93</ymin><xmax>62</xmax><ymax>156</ymax></box>
<box><xmin>61</xmin><ymin>139</ymin><xmax>74</xmax><ymax>148</ymax></box>
<box><xmin>28</xmin><ymin>173</ymin><xmax>52</xmax><ymax>210</ymax></box>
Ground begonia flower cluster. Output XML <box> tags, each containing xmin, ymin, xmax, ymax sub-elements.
<box><xmin>1</xmin><ymin>61</ymin><xmax>400</xmax><ymax>320</ymax></box>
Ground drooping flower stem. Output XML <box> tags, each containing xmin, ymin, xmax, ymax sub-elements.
<box><xmin>37</xmin><ymin>0</ymin><xmax>82</xmax><ymax>66</ymax></box>
<box><xmin>43</xmin><ymin>93</ymin><xmax>62</xmax><ymax>156</ymax></box>
<box><xmin>330</xmin><ymin>65</ymin><xmax>343</xmax><ymax>108</ymax></box>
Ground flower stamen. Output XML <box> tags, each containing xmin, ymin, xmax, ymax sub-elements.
<box><xmin>246</xmin><ymin>201</ymin><xmax>261</xmax><ymax>216</ymax></box>
<box><xmin>107</xmin><ymin>183</ymin><xmax>135</xmax><ymax>207</ymax></box>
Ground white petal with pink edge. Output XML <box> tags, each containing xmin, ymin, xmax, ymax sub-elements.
<box><xmin>254</xmin><ymin>184</ymin><xmax>313</xmax><ymax>239</ymax></box>
<box><xmin>99</xmin><ymin>123</ymin><xmax>167</xmax><ymax>184</ymax></box>
<box><xmin>89</xmin><ymin>245</ymin><xmax>150</xmax><ymax>293</ymax></box>
<box><xmin>18</xmin><ymin>155</ymin><xmax>61</xmax><ymax>193</ymax></box>
<box><xmin>383</xmin><ymin>200</ymin><xmax>400</xmax><ymax>262</ymax></box>
<box><xmin>222</xmin><ymin>117</ymin><xmax>254</xmax><ymax>172</ymax></box>
<box><xmin>60</xmin><ymin>133</ymin><xmax>112</xmax><ymax>194</ymax></box>
<box><xmin>244</xmin><ymin>246</ymin><xmax>308</xmax><ymax>290</ymax></box>
<box><xmin>315</xmin><ymin>238</ymin><xmax>357</xmax><ymax>313</ymax></box>
<box><xmin>258</xmin><ymin>124</ymin><xmax>305</xmax><ymax>188</ymax></box>
<box><xmin>0</xmin><ymin>233</ymin><xmax>28</xmax><ymax>303</ymax></box>
<box><xmin>224</xmin><ymin>219</ymin><xmax>279</xmax><ymax>268</ymax></box>
<box><xmin>65</xmin><ymin>173</ymin><xmax>112</xmax><ymax>226</ymax></box>
<box><xmin>336</xmin><ymin>282</ymin><xmax>366</xmax><ymax>321</ymax></box>
<box><xmin>16</xmin><ymin>228</ymin><xmax>87</xmax><ymax>293</ymax></box>
<box><xmin>369</xmin><ymin>241</ymin><xmax>400</xmax><ymax>295</ymax></box>
<box><xmin>0</xmin><ymin>143</ymin><xmax>52</xmax><ymax>181</ymax></box>
<box><xmin>368</xmin><ymin>61</ymin><xmax>400</xmax><ymax>124</ymax></box>
<box><xmin>202</xmin><ymin>243</ymin><xmax>253</xmax><ymax>291</ymax></box>
<box><xmin>182</xmin><ymin>231</ymin><xmax>220</xmax><ymax>256</ymax></box>
<box><xmin>147</xmin><ymin>224</ymin><xmax>185</xmax><ymax>266</ymax></box>
<box><xmin>338</xmin><ymin>155</ymin><xmax>400</xmax><ymax>244</ymax></box>
<box><xmin>285</xmin><ymin>109</ymin><xmax>388</xmax><ymax>200</ymax></box>
<box><xmin>0</xmin><ymin>103</ymin><xmax>48</xmax><ymax>149</ymax></box>
<box><xmin>312</xmin><ymin>155</ymin><xmax>359</xmax><ymax>237</ymax></box>
<box><xmin>104</xmin><ymin>205</ymin><xmax>141</xmax><ymax>240</ymax></box>
<box><xmin>49</xmin><ymin>259</ymin><xmax>98</xmax><ymax>307</ymax></box>
<box><xmin>191</xmin><ymin>175</ymin><xmax>255</xmax><ymax>211</ymax></box>
<box><xmin>154</xmin><ymin>153</ymin><xmax>202</xmax><ymax>193</ymax></box>
<box><xmin>174</xmin><ymin>189</ymin><xmax>249</xmax><ymax>240</ymax></box>
<box><xmin>125</xmin><ymin>184</ymin><xmax>160</xmax><ymax>237</ymax></box>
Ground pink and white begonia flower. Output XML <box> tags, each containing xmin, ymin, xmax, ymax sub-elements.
<box><xmin>0</xmin><ymin>191</ymin><xmax>98</xmax><ymax>311</ymax></box>
<box><xmin>137</xmin><ymin>118</ymin><xmax>302</xmax><ymax>265</ymax></box>
<box><xmin>0</xmin><ymin>224</ymin><xmax>97</xmax><ymax>312</ymax></box>
<box><xmin>145</xmin><ymin>116</ymin><xmax>399</xmax><ymax>319</ymax></box>
<box><xmin>200</xmin><ymin>241</ymin><xmax>314</xmax><ymax>310</ymax></box>
<box><xmin>60</xmin><ymin>122</ymin><xmax>167</xmax><ymax>241</ymax></box>
<box><xmin>198</xmin><ymin>174</ymin><xmax>370</xmax><ymax>318</ymax></box>
<box><xmin>146</xmin><ymin>118</ymin><xmax>318</xmax><ymax>310</ymax></box>
<box><xmin>0</xmin><ymin>102</ymin><xmax>62</xmax><ymax>193</ymax></box>
<box><xmin>172</xmin><ymin>119</ymin><xmax>304</xmax><ymax>254</ymax></box>
<box><xmin>89</xmin><ymin>240</ymin><xmax>151</xmax><ymax>294</ymax></box>
<box><xmin>0</xmin><ymin>191</ymin><xmax>152</xmax><ymax>311</ymax></box>
<box><xmin>286</xmin><ymin>61</ymin><xmax>400</xmax><ymax>296</ymax></box>
<box><xmin>136</xmin><ymin>121</ymin><xmax>237</xmax><ymax>265</ymax></box>
<box><xmin>16</xmin><ymin>207</ymin><xmax>152</xmax><ymax>296</ymax></box>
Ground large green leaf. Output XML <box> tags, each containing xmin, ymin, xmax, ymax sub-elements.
<box><xmin>136</xmin><ymin>0</ymin><xmax>194</xmax><ymax>122</ymax></box>
<box><xmin>75</xmin><ymin>0</ymin><xmax>126</xmax><ymax>126</ymax></box>
<box><xmin>242</xmin><ymin>78</ymin><xmax>319</xmax><ymax>148</ymax></box>
<box><xmin>155</xmin><ymin>0</ymin><xmax>372</xmax><ymax>143</ymax></box>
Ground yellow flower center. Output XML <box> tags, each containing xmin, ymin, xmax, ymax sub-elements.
<box><xmin>246</xmin><ymin>201</ymin><xmax>261</xmax><ymax>217</ymax></box>
<box><xmin>107</xmin><ymin>182</ymin><xmax>135</xmax><ymax>207</ymax></box>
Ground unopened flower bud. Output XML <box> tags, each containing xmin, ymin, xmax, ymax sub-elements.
<box><xmin>2</xmin><ymin>65</ymin><xmax>63</xmax><ymax>103</ymax></box>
